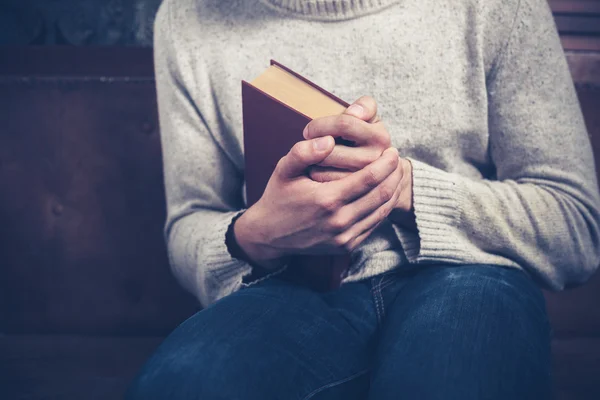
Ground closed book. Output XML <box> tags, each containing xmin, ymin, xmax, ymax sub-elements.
<box><xmin>241</xmin><ymin>60</ymin><xmax>350</xmax><ymax>291</ymax></box>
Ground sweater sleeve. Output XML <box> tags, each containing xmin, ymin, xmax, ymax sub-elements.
<box><xmin>393</xmin><ymin>0</ymin><xmax>600</xmax><ymax>290</ymax></box>
<box><xmin>153</xmin><ymin>4</ymin><xmax>252</xmax><ymax>307</ymax></box>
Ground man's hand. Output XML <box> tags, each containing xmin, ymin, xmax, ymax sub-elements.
<box><xmin>234</xmin><ymin>136</ymin><xmax>403</xmax><ymax>270</ymax></box>
<box><xmin>304</xmin><ymin>96</ymin><xmax>414</xmax><ymax>215</ymax></box>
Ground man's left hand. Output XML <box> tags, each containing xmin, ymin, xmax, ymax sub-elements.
<box><xmin>303</xmin><ymin>95</ymin><xmax>414</xmax><ymax>214</ymax></box>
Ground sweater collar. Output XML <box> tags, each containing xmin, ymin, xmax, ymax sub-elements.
<box><xmin>258</xmin><ymin>0</ymin><xmax>400</xmax><ymax>21</ymax></box>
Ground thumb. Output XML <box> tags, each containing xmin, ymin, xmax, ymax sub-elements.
<box><xmin>276</xmin><ymin>136</ymin><xmax>335</xmax><ymax>179</ymax></box>
<box><xmin>344</xmin><ymin>96</ymin><xmax>381</xmax><ymax>123</ymax></box>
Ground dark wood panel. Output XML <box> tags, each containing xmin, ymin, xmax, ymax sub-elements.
<box><xmin>0</xmin><ymin>0</ymin><xmax>161</xmax><ymax>46</ymax></box>
<box><xmin>566</xmin><ymin>52</ymin><xmax>600</xmax><ymax>84</ymax></box>
<box><xmin>549</xmin><ymin>0</ymin><xmax>600</xmax><ymax>46</ymax></box>
<box><xmin>555</xmin><ymin>15</ymin><xmax>600</xmax><ymax>35</ymax></box>
<box><xmin>0</xmin><ymin>75</ymin><xmax>199</xmax><ymax>336</ymax></box>
<box><xmin>0</xmin><ymin>46</ymin><xmax>154</xmax><ymax>77</ymax></box>
<box><xmin>562</xmin><ymin>35</ymin><xmax>600</xmax><ymax>51</ymax></box>
<box><xmin>543</xmin><ymin>80</ymin><xmax>600</xmax><ymax>339</ymax></box>
<box><xmin>550</xmin><ymin>0</ymin><xmax>600</xmax><ymax>14</ymax></box>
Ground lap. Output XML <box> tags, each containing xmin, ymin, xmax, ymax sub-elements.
<box><xmin>126</xmin><ymin>264</ymin><xmax>552</xmax><ymax>399</ymax></box>
<box><xmin>126</xmin><ymin>277</ymin><xmax>377</xmax><ymax>400</ymax></box>
<box><xmin>369</xmin><ymin>264</ymin><xmax>552</xmax><ymax>400</ymax></box>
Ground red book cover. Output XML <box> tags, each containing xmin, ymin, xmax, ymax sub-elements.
<box><xmin>242</xmin><ymin>60</ymin><xmax>350</xmax><ymax>291</ymax></box>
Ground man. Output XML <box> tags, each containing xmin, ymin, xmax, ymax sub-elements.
<box><xmin>127</xmin><ymin>0</ymin><xmax>600</xmax><ymax>398</ymax></box>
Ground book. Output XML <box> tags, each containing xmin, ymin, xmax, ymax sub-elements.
<box><xmin>241</xmin><ymin>59</ymin><xmax>350</xmax><ymax>291</ymax></box>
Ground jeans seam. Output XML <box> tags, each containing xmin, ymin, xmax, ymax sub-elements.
<box><xmin>301</xmin><ymin>369</ymin><xmax>370</xmax><ymax>400</ymax></box>
<box><xmin>371</xmin><ymin>276</ymin><xmax>385</xmax><ymax>325</ymax></box>
<box><xmin>379</xmin><ymin>275</ymin><xmax>395</xmax><ymax>291</ymax></box>
<box><xmin>377</xmin><ymin>276</ymin><xmax>386</xmax><ymax>320</ymax></box>
<box><xmin>372</xmin><ymin>278</ymin><xmax>380</xmax><ymax>324</ymax></box>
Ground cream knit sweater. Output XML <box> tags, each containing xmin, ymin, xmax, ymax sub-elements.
<box><xmin>153</xmin><ymin>0</ymin><xmax>600</xmax><ymax>307</ymax></box>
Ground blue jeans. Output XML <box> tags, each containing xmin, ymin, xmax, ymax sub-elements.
<box><xmin>126</xmin><ymin>264</ymin><xmax>552</xmax><ymax>399</ymax></box>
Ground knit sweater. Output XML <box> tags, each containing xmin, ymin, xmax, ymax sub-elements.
<box><xmin>153</xmin><ymin>0</ymin><xmax>600</xmax><ymax>307</ymax></box>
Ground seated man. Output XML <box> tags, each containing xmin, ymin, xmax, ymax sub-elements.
<box><xmin>127</xmin><ymin>0</ymin><xmax>600</xmax><ymax>398</ymax></box>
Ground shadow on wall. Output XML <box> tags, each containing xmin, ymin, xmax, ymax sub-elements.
<box><xmin>0</xmin><ymin>0</ymin><xmax>163</xmax><ymax>46</ymax></box>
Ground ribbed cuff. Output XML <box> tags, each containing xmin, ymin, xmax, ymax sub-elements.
<box><xmin>203</xmin><ymin>210</ymin><xmax>253</xmax><ymax>288</ymax></box>
<box><xmin>394</xmin><ymin>158</ymin><xmax>471</xmax><ymax>263</ymax></box>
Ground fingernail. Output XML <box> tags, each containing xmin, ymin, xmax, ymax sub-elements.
<box><xmin>347</xmin><ymin>104</ymin><xmax>363</xmax><ymax>118</ymax></box>
<box><xmin>313</xmin><ymin>136</ymin><xmax>330</xmax><ymax>151</ymax></box>
<box><xmin>303</xmin><ymin>125</ymin><xmax>309</xmax><ymax>139</ymax></box>
<box><xmin>387</xmin><ymin>147</ymin><xmax>399</xmax><ymax>156</ymax></box>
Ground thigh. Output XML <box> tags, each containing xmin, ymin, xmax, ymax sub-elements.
<box><xmin>369</xmin><ymin>264</ymin><xmax>552</xmax><ymax>400</ymax></box>
<box><xmin>126</xmin><ymin>277</ymin><xmax>377</xmax><ymax>400</ymax></box>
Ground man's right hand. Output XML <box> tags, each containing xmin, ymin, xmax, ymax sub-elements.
<box><xmin>234</xmin><ymin>135</ymin><xmax>402</xmax><ymax>270</ymax></box>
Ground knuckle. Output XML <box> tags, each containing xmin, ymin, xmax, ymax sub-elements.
<box><xmin>386</xmin><ymin>152</ymin><xmax>399</xmax><ymax>169</ymax></box>
<box><xmin>328</xmin><ymin>214</ymin><xmax>350</xmax><ymax>232</ymax></box>
<box><xmin>372</xmin><ymin>123</ymin><xmax>390</xmax><ymax>145</ymax></box>
<box><xmin>274</xmin><ymin>157</ymin><xmax>286</xmax><ymax>173</ymax></box>
<box><xmin>364</xmin><ymin>168</ymin><xmax>380</xmax><ymax>188</ymax></box>
<box><xmin>333</xmin><ymin>234</ymin><xmax>351</xmax><ymax>250</ymax></box>
<box><xmin>379</xmin><ymin>205</ymin><xmax>390</xmax><ymax>221</ymax></box>
<box><xmin>336</xmin><ymin>114</ymin><xmax>356</xmax><ymax>132</ymax></box>
<box><xmin>378</xmin><ymin>185</ymin><xmax>394</xmax><ymax>204</ymax></box>
<box><xmin>316</xmin><ymin>193</ymin><xmax>339</xmax><ymax>213</ymax></box>
<box><xmin>289</xmin><ymin>142</ymin><xmax>307</xmax><ymax>161</ymax></box>
<box><xmin>381</xmin><ymin>136</ymin><xmax>391</xmax><ymax>148</ymax></box>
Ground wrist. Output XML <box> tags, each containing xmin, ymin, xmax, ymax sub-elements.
<box><xmin>233</xmin><ymin>206</ymin><xmax>287</xmax><ymax>271</ymax></box>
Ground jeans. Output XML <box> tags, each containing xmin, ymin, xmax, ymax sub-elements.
<box><xmin>126</xmin><ymin>264</ymin><xmax>552</xmax><ymax>400</ymax></box>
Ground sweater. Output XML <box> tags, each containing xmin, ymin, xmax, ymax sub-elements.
<box><xmin>153</xmin><ymin>0</ymin><xmax>600</xmax><ymax>307</ymax></box>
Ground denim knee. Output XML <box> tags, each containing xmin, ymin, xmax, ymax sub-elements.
<box><xmin>125</xmin><ymin>337</ymin><xmax>244</xmax><ymax>400</ymax></box>
<box><xmin>370</xmin><ymin>264</ymin><xmax>553</xmax><ymax>400</ymax></box>
<box><xmin>395</xmin><ymin>264</ymin><xmax>550</xmax><ymax>334</ymax></box>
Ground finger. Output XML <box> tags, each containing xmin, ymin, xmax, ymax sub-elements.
<box><xmin>329</xmin><ymin>147</ymin><xmax>399</xmax><ymax>203</ymax></box>
<box><xmin>326</xmin><ymin>163</ymin><xmax>401</xmax><ymax>233</ymax></box>
<box><xmin>317</xmin><ymin>144</ymin><xmax>382</xmax><ymax>171</ymax></box>
<box><xmin>345</xmin><ymin>225</ymin><xmax>378</xmax><ymax>252</ymax></box>
<box><xmin>344</xmin><ymin>95</ymin><xmax>381</xmax><ymax>123</ymax></box>
<box><xmin>308</xmin><ymin>166</ymin><xmax>352</xmax><ymax>182</ymax></box>
<box><xmin>330</xmin><ymin>192</ymin><xmax>397</xmax><ymax>253</ymax></box>
<box><xmin>339</xmin><ymin>185</ymin><xmax>401</xmax><ymax>252</ymax></box>
<box><xmin>276</xmin><ymin>136</ymin><xmax>335</xmax><ymax>179</ymax></box>
<box><xmin>303</xmin><ymin>114</ymin><xmax>385</xmax><ymax>145</ymax></box>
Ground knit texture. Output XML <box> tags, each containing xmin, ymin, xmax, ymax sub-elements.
<box><xmin>154</xmin><ymin>0</ymin><xmax>600</xmax><ymax>307</ymax></box>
